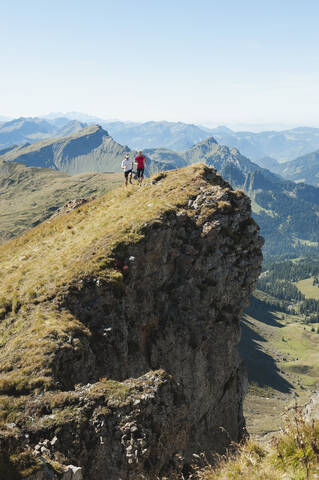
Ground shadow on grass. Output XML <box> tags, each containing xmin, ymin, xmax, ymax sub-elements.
<box><xmin>245</xmin><ymin>295</ymin><xmax>283</xmax><ymax>328</ymax></box>
<box><xmin>239</xmin><ymin>317</ymin><xmax>293</xmax><ymax>393</ymax></box>
<box><xmin>0</xmin><ymin>454</ymin><xmax>21</xmax><ymax>480</ymax></box>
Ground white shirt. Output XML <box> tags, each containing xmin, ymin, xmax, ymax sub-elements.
<box><xmin>121</xmin><ymin>158</ymin><xmax>133</xmax><ymax>172</ymax></box>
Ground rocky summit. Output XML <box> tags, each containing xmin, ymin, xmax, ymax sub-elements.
<box><xmin>0</xmin><ymin>164</ymin><xmax>263</xmax><ymax>479</ymax></box>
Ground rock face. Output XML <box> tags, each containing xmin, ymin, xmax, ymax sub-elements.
<box><xmin>0</xmin><ymin>165</ymin><xmax>263</xmax><ymax>479</ymax></box>
<box><xmin>304</xmin><ymin>392</ymin><xmax>319</xmax><ymax>421</ymax></box>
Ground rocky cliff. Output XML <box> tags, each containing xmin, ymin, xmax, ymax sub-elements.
<box><xmin>0</xmin><ymin>164</ymin><xmax>263</xmax><ymax>479</ymax></box>
<box><xmin>304</xmin><ymin>392</ymin><xmax>319</xmax><ymax>422</ymax></box>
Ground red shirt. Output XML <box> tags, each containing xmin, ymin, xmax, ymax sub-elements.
<box><xmin>135</xmin><ymin>155</ymin><xmax>146</xmax><ymax>169</ymax></box>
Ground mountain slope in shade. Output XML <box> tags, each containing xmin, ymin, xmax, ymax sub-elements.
<box><xmin>0</xmin><ymin>125</ymin><xmax>130</xmax><ymax>174</ymax></box>
<box><xmin>275</xmin><ymin>150</ymin><xmax>319</xmax><ymax>187</ymax></box>
<box><xmin>253</xmin><ymin>156</ymin><xmax>280</xmax><ymax>170</ymax></box>
<box><xmin>0</xmin><ymin>145</ymin><xmax>21</xmax><ymax>155</ymax></box>
<box><xmin>0</xmin><ymin>159</ymin><xmax>122</xmax><ymax>243</ymax></box>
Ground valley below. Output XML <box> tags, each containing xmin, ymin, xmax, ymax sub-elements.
<box><xmin>242</xmin><ymin>306</ymin><xmax>319</xmax><ymax>438</ymax></box>
<box><xmin>242</xmin><ymin>261</ymin><xmax>319</xmax><ymax>440</ymax></box>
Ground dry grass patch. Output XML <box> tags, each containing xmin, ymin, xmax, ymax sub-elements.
<box><xmin>0</xmin><ymin>159</ymin><xmax>122</xmax><ymax>244</ymax></box>
<box><xmin>196</xmin><ymin>416</ymin><xmax>319</xmax><ymax>479</ymax></box>
<box><xmin>295</xmin><ymin>277</ymin><xmax>319</xmax><ymax>300</ymax></box>
<box><xmin>0</xmin><ymin>305</ymin><xmax>91</xmax><ymax>394</ymax></box>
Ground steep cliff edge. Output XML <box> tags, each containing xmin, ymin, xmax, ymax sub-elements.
<box><xmin>0</xmin><ymin>164</ymin><xmax>263</xmax><ymax>479</ymax></box>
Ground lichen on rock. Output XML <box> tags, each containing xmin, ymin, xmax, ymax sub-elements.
<box><xmin>0</xmin><ymin>164</ymin><xmax>263</xmax><ymax>479</ymax></box>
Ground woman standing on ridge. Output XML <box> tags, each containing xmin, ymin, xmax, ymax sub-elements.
<box><xmin>134</xmin><ymin>150</ymin><xmax>147</xmax><ymax>186</ymax></box>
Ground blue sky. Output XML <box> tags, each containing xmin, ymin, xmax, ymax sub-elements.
<box><xmin>1</xmin><ymin>0</ymin><xmax>319</xmax><ymax>129</ymax></box>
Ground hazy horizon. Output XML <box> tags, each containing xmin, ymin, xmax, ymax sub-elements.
<box><xmin>1</xmin><ymin>0</ymin><xmax>319</xmax><ymax>128</ymax></box>
<box><xmin>0</xmin><ymin>111</ymin><xmax>317</xmax><ymax>133</ymax></box>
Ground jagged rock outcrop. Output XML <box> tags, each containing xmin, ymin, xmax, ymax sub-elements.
<box><xmin>50</xmin><ymin>198</ymin><xmax>94</xmax><ymax>219</ymax></box>
<box><xmin>0</xmin><ymin>164</ymin><xmax>263</xmax><ymax>479</ymax></box>
<box><xmin>304</xmin><ymin>392</ymin><xmax>319</xmax><ymax>421</ymax></box>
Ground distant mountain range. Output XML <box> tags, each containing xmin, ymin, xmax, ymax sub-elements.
<box><xmin>3</xmin><ymin>116</ymin><xmax>319</xmax><ymax>168</ymax></box>
<box><xmin>209</xmin><ymin>126</ymin><xmax>319</xmax><ymax>164</ymax></box>
<box><xmin>1</xmin><ymin>125</ymin><xmax>319</xmax><ymax>257</ymax></box>
<box><xmin>101</xmin><ymin>120</ymin><xmax>210</xmax><ymax>151</ymax></box>
<box><xmin>0</xmin><ymin>117</ymin><xmax>87</xmax><ymax>149</ymax></box>
<box><xmin>0</xmin><ymin>116</ymin><xmax>210</xmax><ymax>152</ymax></box>
<box><xmin>44</xmin><ymin>111</ymin><xmax>109</xmax><ymax>123</ymax></box>
<box><xmin>92</xmin><ymin>121</ymin><xmax>319</xmax><ymax>164</ymax></box>
<box><xmin>91</xmin><ymin>121</ymin><xmax>319</xmax><ymax>163</ymax></box>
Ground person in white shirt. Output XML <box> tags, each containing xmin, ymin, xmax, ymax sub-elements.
<box><xmin>121</xmin><ymin>154</ymin><xmax>133</xmax><ymax>186</ymax></box>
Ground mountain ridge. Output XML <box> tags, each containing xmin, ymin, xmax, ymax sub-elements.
<box><xmin>210</xmin><ymin>125</ymin><xmax>319</xmax><ymax>163</ymax></box>
<box><xmin>0</xmin><ymin>116</ymin><xmax>88</xmax><ymax>149</ymax></box>
<box><xmin>2</xmin><ymin>125</ymin><xmax>319</xmax><ymax>256</ymax></box>
<box><xmin>3</xmin><ymin>115</ymin><xmax>319</xmax><ymax>164</ymax></box>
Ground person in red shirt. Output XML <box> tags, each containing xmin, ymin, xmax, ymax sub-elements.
<box><xmin>134</xmin><ymin>150</ymin><xmax>147</xmax><ymax>186</ymax></box>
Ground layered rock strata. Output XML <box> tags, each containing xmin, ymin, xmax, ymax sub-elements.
<box><xmin>0</xmin><ymin>164</ymin><xmax>263</xmax><ymax>479</ymax></box>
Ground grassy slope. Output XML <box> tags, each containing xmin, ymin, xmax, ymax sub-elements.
<box><xmin>295</xmin><ymin>277</ymin><xmax>319</xmax><ymax>299</ymax></box>
<box><xmin>197</xmin><ymin>419</ymin><xmax>319</xmax><ymax>480</ymax></box>
<box><xmin>0</xmin><ymin>160</ymin><xmax>122</xmax><ymax>243</ymax></box>
<box><xmin>0</xmin><ymin>164</ymin><xmax>221</xmax><ymax>395</ymax></box>
<box><xmin>241</xmin><ymin>291</ymin><xmax>319</xmax><ymax>439</ymax></box>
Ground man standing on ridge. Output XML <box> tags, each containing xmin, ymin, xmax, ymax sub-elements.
<box><xmin>121</xmin><ymin>153</ymin><xmax>133</xmax><ymax>187</ymax></box>
<box><xmin>134</xmin><ymin>150</ymin><xmax>147</xmax><ymax>186</ymax></box>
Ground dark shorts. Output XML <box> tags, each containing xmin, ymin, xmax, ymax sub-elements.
<box><xmin>124</xmin><ymin>169</ymin><xmax>132</xmax><ymax>178</ymax></box>
<box><xmin>137</xmin><ymin>168</ymin><xmax>144</xmax><ymax>178</ymax></box>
